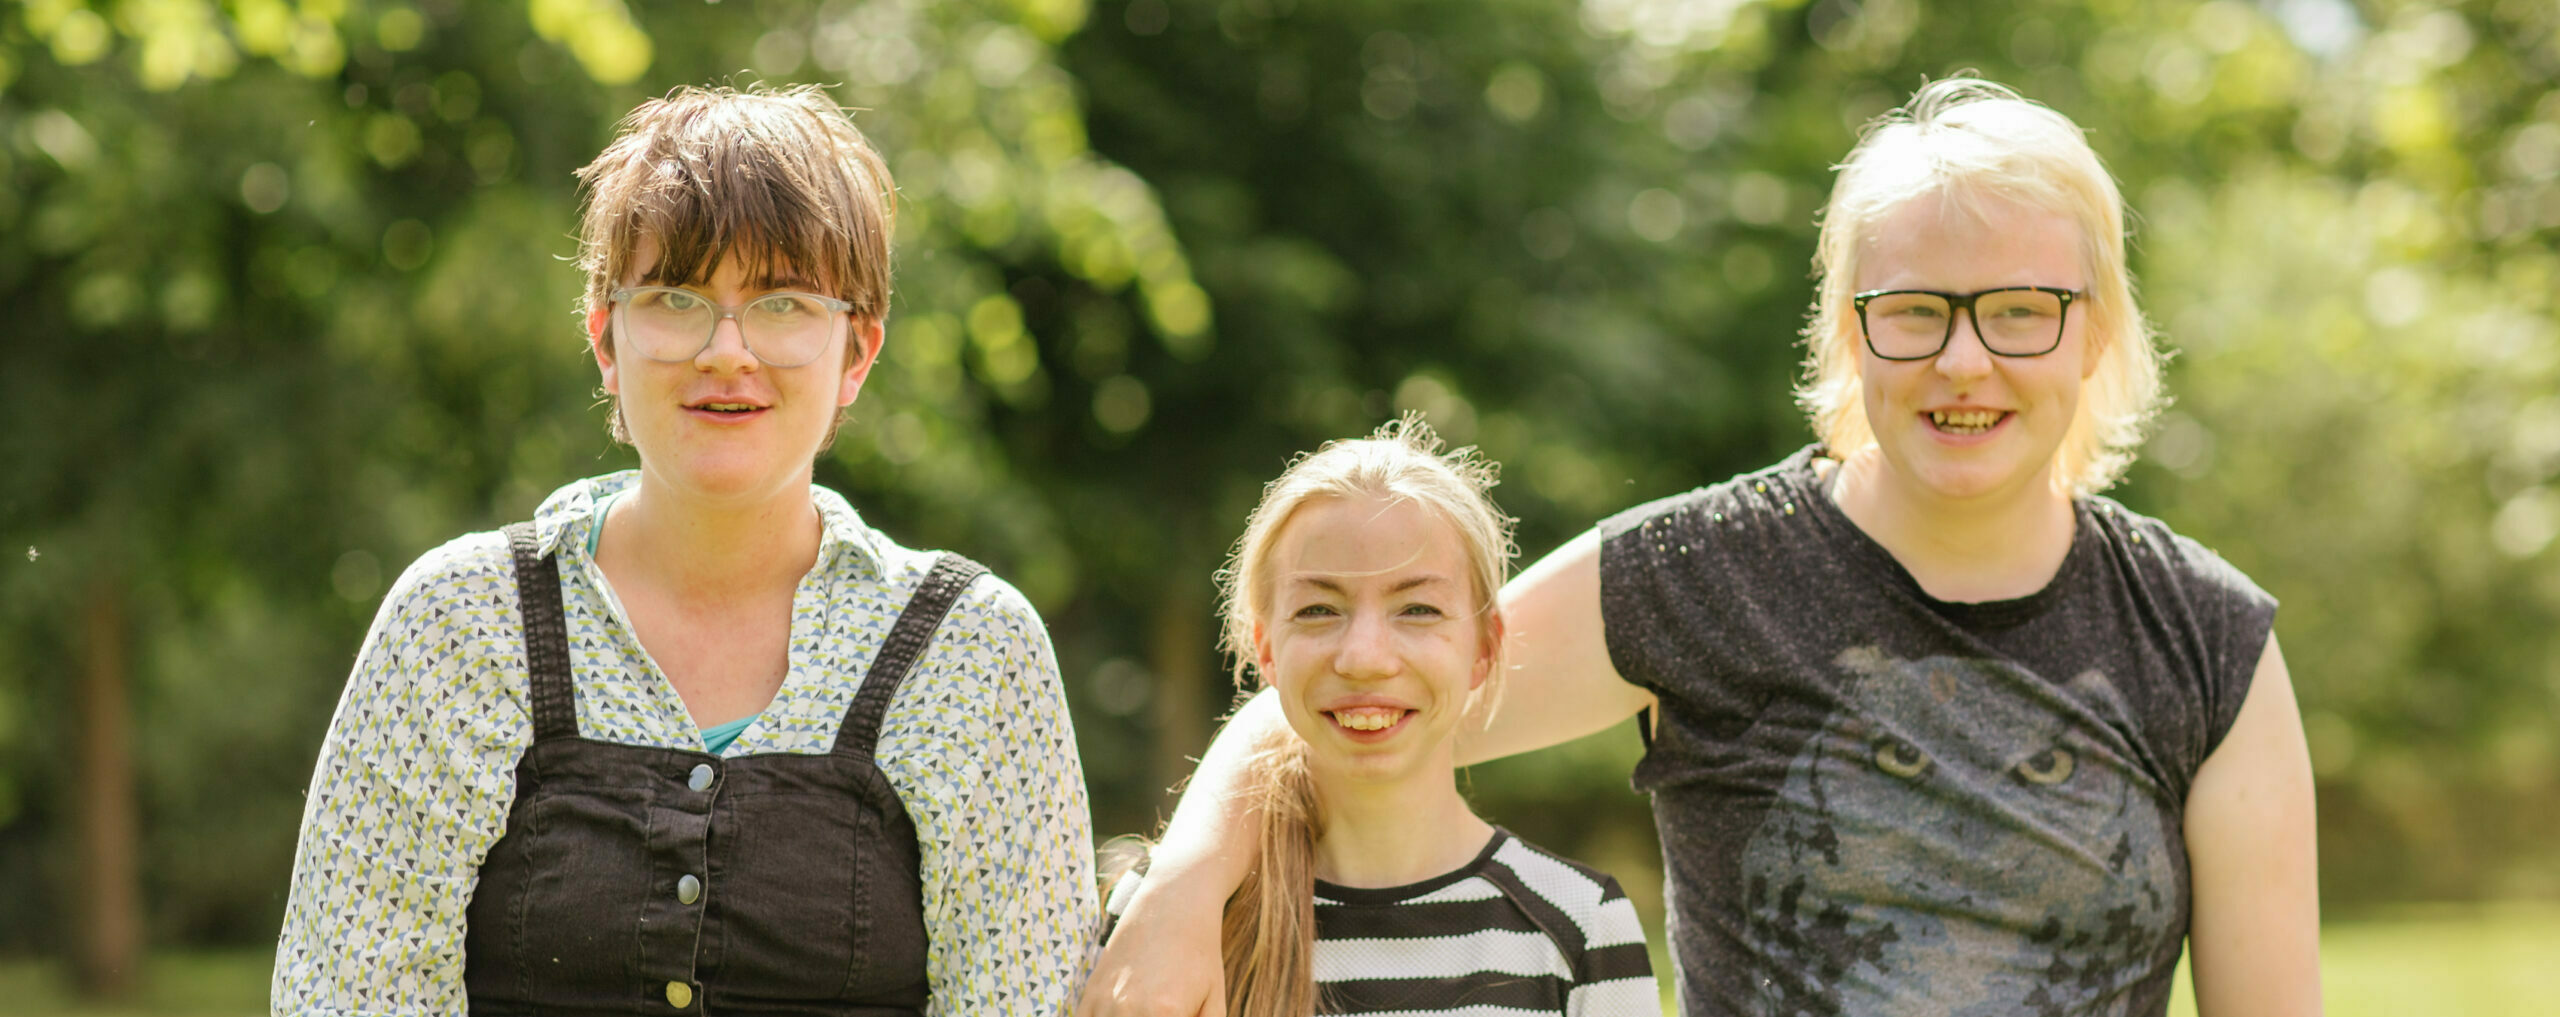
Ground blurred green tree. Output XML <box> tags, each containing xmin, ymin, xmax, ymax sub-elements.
<box><xmin>0</xmin><ymin>0</ymin><xmax>2553</xmax><ymax>996</ymax></box>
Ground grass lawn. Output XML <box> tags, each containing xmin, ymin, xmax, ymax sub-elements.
<box><xmin>4</xmin><ymin>904</ymin><xmax>2553</xmax><ymax>1015</ymax></box>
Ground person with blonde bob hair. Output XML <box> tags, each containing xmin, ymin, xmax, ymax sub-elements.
<box><xmin>1100</xmin><ymin>416</ymin><xmax>1657</xmax><ymax>1017</ymax></box>
<box><xmin>276</xmin><ymin>85</ymin><xmax>1097</xmax><ymax>1016</ymax></box>
<box><xmin>1085</xmin><ymin>78</ymin><xmax>2319</xmax><ymax>1017</ymax></box>
<box><xmin>1796</xmin><ymin>77</ymin><xmax>2164</xmax><ymax>497</ymax></box>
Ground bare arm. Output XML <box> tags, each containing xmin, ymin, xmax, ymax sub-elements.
<box><xmin>1460</xmin><ymin>527</ymin><xmax>1657</xmax><ymax>766</ymax></box>
<box><xmin>1073</xmin><ymin>691</ymin><xmax>1278</xmax><ymax>1017</ymax></box>
<box><xmin>2183</xmin><ymin>634</ymin><xmax>2322</xmax><ymax>1016</ymax></box>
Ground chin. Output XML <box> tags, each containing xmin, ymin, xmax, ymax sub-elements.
<box><xmin>657</xmin><ymin>450</ymin><xmax>807</xmax><ymax>496</ymax></box>
<box><xmin>1313</xmin><ymin>749</ymin><xmax>1421</xmax><ymax>787</ymax></box>
<box><xmin>1888</xmin><ymin>445</ymin><xmax>2038</xmax><ymax>503</ymax></box>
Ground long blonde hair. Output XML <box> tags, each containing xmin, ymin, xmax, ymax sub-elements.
<box><xmin>1796</xmin><ymin>76</ymin><xmax>2167</xmax><ymax>495</ymax></box>
<box><xmin>1210</xmin><ymin>414</ymin><xmax>1516</xmax><ymax>1017</ymax></box>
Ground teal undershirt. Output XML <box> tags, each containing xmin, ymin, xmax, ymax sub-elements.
<box><xmin>589</xmin><ymin>487</ymin><xmax>761</xmax><ymax>755</ymax></box>
<box><xmin>698</xmin><ymin>714</ymin><xmax>756</xmax><ymax>754</ymax></box>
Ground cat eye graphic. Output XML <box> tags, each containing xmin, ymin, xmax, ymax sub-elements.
<box><xmin>1873</xmin><ymin>737</ymin><xmax>1931</xmax><ymax>779</ymax></box>
<box><xmin>2016</xmin><ymin>748</ymin><xmax>2075</xmax><ymax>785</ymax></box>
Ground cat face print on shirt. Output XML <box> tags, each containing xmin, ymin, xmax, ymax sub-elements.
<box><xmin>1738</xmin><ymin>647</ymin><xmax>2183</xmax><ymax>1017</ymax></box>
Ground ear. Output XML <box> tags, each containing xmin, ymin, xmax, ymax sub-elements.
<box><xmin>1472</xmin><ymin>608</ymin><xmax>1506</xmax><ymax>690</ymax></box>
<box><xmin>588</xmin><ymin>307</ymin><xmax>619</xmax><ymax>395</ymax></box>
<box><xmin>839</xmin><ymin>317</ymin><xmax>886</xmax><ymax>409</ymax></box>
<box><xmin>1251</xmin><ymin>618</ymin><xmax>1276</xmax><ymax>684</ymax></box>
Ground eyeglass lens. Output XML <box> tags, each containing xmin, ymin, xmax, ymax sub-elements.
<box><xmin>620</xmin><ymin>289</ymin><xmax>837</xmax><ymax>367</ymax></box>
<box><xmin>1863</xmin><ymin>290</ymin><xmax>2067</xmax><ymax>359</ymax></box>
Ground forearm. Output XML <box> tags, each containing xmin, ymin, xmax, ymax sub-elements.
<box><xmin>1134</xmin><ymin>688</ymin><xmax>1281</xmax><ymax>897</ymax></box>
<box><xmin>1075</xmin><ymin>691</ymin><xmax>1286</xmax><ymax>1017</ymax></box>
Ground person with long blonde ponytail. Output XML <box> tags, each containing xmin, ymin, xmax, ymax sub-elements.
<box><xmin>1104</xmin><ymin>416</ymin><xmax>1659</xmax><ymax>1017</ymax></box>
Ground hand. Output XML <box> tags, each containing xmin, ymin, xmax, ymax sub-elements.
<box><xmin>1075</xmin><ymin>878</ymin><xmax>1226</xmax><ymax>1017</ymax></box>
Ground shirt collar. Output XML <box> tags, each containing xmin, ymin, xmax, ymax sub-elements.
<box><xmin>525</xmin><ymin>470</ymin><xmax>888</xmax><ymax>580</ymax></box>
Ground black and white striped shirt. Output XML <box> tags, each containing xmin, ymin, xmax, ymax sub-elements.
<box><xmin>1110</xmin><ymin>828</ymin><xmax>1660</xmax><ymax>1015</ymax></box>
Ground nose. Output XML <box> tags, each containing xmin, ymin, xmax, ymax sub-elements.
<box><xmin>1933</xmin><ymin>307</ymin><xmax>1993</xmax><ymax>380</ymax></box>
<box><xmin>695</xmin><ymin>313</ymin><xmax>758</xmax><ymax>372</ymax></box>
<box><xmin>1332</xmin><ymin>610</ymin><xmax>1403</xmax><ymax>681</ymax></box>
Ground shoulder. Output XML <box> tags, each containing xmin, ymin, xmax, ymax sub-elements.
<box><xmin>1599</xmin><ymin>446</ymin><xmax>1821</xmax><ymax>547</ymax></box>
<box><xmin>369</xmin><ymin>529</ymin><xmax>520</xmax><ymax>645</ymax></box>
<box><xmin>856</xmin><ymin>544</ymin><xmax>1066</xmax><ymax>742</ymax></box>
<box><xmin>2082</xmin><ymin>496</ymin><xmax>2277</xmax><ymax>617</ymax></box>
<box><xmin>884</xmin><ymin>546</ymin><xmax>1054</xmax><ymax>663</ymax></box>
<box><xmin>1487</xmin><ymin>832</ymin><xmax>1632</xmax><ymax>907</ymax></box>
<box><xmin>335</xmin><ymin>528</ymin><xmax>531</xmax><ymax>748</ymax></box>
<box><xmin>1482</xmin><ymin>831</ymin><xmax>1645</xmax><ymax>950</ymax></box>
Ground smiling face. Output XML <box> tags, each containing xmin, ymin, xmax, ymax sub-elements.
<box><xmin>1854</xmin><ymin>196</ymin><xmax>2096</xmax><ymax>505</ymax></box>
<box><xmin>1253</xmin><ymin>494</ymin><xmax>1498</xmax><ymax>791</ymax></box>
<box><xmin>591</xmin><ymin>236</ymin><xmax>883</xmax><ymax>503</ymax></box>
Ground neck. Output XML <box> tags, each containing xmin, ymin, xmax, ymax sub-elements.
<box><xmin>1308</xmin><ymin>762</ymin><xmax>1493</xmax><ymax>889</ymax></box>
<box><xmin>603</xmin><ymin>465</ymin><xmax>824</xmax><ymax>599</ymax></box>
<box><xmin>1828</xmin><ymin>446</ymin><xmax>2077</xmax><ymax>603</ymax></box>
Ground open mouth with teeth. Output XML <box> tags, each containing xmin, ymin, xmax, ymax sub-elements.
<box><xmin>689</xmin><ymin>401</ymin><xmax>767</xmax><ymax>416</ymax></box>
<box><xmin>1327</xmin><ymin>707</ymin><xmax>1414</xmax><ymax>737</ymax></box>
<box><xmin>1927</xmin><ymin>409</ymin><xmax>2008</xmax><ymax>436</ymax></box>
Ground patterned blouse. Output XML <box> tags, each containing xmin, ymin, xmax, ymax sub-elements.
<box><xmin>273</xmin><ymin>472</ymin><xmax>1099</xmax><ymax>1014</ymax></box>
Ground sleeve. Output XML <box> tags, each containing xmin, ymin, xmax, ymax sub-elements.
<box><xmin>1596</xmin><ymin>495</ymin><xmax>1687</xmax><ymax>696</ymax></box>
<box><xmin>2194</xmin><ymin>544</ymin><xmax>2278</xmax><ymax>762</ymax></box>
<box><xmin>885</xmin><ymin>577</ymin><xmax>1101</xmax><ymax>1016</ymax></box>
<box><xmin>1568</xmin><ymin>875</ymin><xmax>1662</xmax><ymax>1017</ymax></box>
<box><xmin>271</xmin><ymin>538</ymin><xmax>528</xmax><ymax>1016</ymax></box>
<box><xmin>2150</xmin><ymin>525</ymin><xmax>2280</xmax><ymax>773</ymax></box>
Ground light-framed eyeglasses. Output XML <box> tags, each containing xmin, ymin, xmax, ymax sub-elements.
<box><xmin>1852</xmin><ymin>286</ymin><xmax>2083</xmax><ymax>361</ymax></box>
<box><xmin>610</xmin><ymin>286</ymin><xmax>854</xmax><ymax>368</ymax></box>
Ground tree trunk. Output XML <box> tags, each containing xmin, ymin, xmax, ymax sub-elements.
<box><xmin>72</xmin><ymin>576</ymin><xmax>142</xmax><ymax>999</ymax></box>
<box><xmin>1147</xmin><ymin>572</ymin><xmax>1214</xmax><ymax>809</ymax></box>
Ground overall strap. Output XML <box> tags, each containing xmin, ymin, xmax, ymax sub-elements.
<box><xmin>832</xmin><ymin>554</ymin><xmax>988</xmax><ymax>758</ymax></box>
<box><xmin>504</xmin><ymin>521</ymin><xmax>580</xmax><ymax>743</ymax></box>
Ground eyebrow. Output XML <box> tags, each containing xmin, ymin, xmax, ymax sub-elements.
<box><xmin>636</xmin><ymin>268</ymin><xmax>826</xmax><ymax>293</ymax></box>
<box><xmin>1288</xmin><ymin>574</ymin><xmax>1453</xmax><ymax>595</ymax></box>
<box><xmin>751</xmin><ymin>270</ymin><xmax>823</xmax><ymax>292</ymax></box>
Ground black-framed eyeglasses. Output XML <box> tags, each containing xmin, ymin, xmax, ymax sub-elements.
<box><xmin>610</xmin><ymin>286</ymin><xmax>854</xmax><ymax>368</ymax></box>
<box><xmin>1852</xmin><ymin>286</ymin><xmax>2083</xmax><ymax>361</ymax></box>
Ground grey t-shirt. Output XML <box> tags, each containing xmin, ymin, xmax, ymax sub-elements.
<box><xmin>1599</xmin><ymin>446</ymin><xmax>2275</xmax><ymax>1017</ymax></box>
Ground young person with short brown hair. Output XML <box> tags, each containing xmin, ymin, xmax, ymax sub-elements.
<box><xmin>277</xmin><ymin>84</ymin><xmax>1098</xmax><ymax>1016</ymax></box>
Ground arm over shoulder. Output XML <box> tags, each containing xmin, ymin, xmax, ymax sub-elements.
<box><xmin>1463</xmin><ymin>528</ymin><xmax>1657</xmax><ymax>766</ymax></box>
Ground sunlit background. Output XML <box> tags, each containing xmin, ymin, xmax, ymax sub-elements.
<box><xmin>2</xmin><ymin>0</ymin><xmax>2555</xmax><ymax>1012</ymax></box>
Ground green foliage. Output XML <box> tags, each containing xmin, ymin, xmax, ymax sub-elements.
<box><xmin>0</xmin><ymin>0</ymin><xmax>2553</xmax><ymax>955</ymax></box>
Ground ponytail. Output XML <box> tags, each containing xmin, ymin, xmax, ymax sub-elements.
<box><xmin>1220</xmin><ymin>722</ymin><xmax>1322</xmax><ymax>1017</ymax></box>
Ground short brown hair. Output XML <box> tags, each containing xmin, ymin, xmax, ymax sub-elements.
<box><xmin>573</xmin><ymin>84</ymin><xmax>896</xmax><ymax>444</ymax></box>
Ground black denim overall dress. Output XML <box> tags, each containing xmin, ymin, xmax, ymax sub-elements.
<box><xmin>463</xmin><ymin>521</ymin><xmax>983</xmax><ymax>1016</ymax></box>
